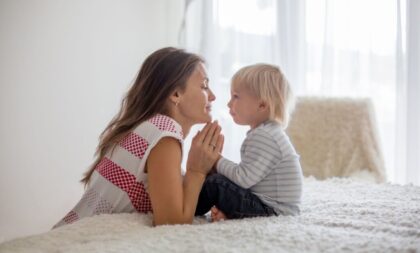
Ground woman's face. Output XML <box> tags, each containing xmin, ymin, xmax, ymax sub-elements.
<box><xmin>178</xmin><ymin>62</ymin><xmax>216</xmax><ymax>124</ymax></box>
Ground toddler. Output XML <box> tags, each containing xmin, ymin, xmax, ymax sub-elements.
<box><xmin>195</xmin><ymin>63</ymin><xmax>303</xmax><ymax>221</ymax></box>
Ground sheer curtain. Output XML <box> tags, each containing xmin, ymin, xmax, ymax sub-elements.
<box><xmin>395</xmin><ymin>0</ymin><xmax>420</xmax><ymax>184</ymax></box>
<box><xmin>181</xmin><ymin>0</ymin><xmax>420</xmax><ymax>185</ymax></box>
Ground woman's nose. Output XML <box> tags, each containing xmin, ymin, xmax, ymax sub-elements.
<box><xmin>208</xmin><ymin>89</ymin><xmax>216</xmax><ymax>101</ymax></box>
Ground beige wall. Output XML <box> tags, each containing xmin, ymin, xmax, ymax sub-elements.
<box><xmin>0</xmin><ymin>0</ymin><xmax>183</xmax><ymax>241</ymax></box>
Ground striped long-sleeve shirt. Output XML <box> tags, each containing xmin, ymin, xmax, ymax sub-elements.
<box><xmin>217</xmin><ymin>120</ymin><xmax>303</xmax><ymax>215</ymax></box>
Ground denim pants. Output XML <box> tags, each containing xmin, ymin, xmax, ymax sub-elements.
<box><xmin>195</xmin><ymin>173</ymin><xmax>276</xmax><ymax>219</ymax></box>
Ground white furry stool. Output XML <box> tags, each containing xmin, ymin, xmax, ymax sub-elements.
<box><xmin>286</xmin><ymin>97</ymin><xmax>386</xmax><ymax>182</ymax></box>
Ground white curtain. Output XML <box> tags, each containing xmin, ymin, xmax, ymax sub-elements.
<box><xmin>181</xmin><ymin>0</ymin><xmax>420</xmax><ymax>185</ymax></box>
<box><xmin>395</xmin><ymin>0</ymin><xmax>420</xmax><ymax>184</ymax></box>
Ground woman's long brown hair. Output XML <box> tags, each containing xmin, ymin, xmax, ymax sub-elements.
<box><xmin>81</xmin><ymin>47</ymin><xmax>203</xmax><ymax>185</ymax></box>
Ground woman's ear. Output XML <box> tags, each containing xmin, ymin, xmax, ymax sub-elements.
<box><xmin>169</xmin><ymin>90</ymin><xmax>181</xmax><ymax>106</ymax></box>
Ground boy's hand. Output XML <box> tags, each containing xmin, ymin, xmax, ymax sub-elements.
<box><xmin>209</xmin><ymin>164</ymin><xmax>218</xmax><ymax>175</ymax></box>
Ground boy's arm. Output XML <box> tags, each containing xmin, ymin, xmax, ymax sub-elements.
<box><xmin>217</xmin><ymin>157</ymin><xmax>272</xmax><ymax>189</ymax></box>
<box><xmin>216</xmin><ymin>130</ymin><xmax>281</xmax><ymax>189</ymax></box>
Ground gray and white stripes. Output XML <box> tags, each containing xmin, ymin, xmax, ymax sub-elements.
<box><xmin>217</xmin><ymin>120</ymin><xmax>303</xmax><ymax>215</ymax></box>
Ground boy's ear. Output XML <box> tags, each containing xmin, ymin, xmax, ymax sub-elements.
<box><xmin>259</xmin><ymin>100</ymin><xmax>268</xmax><ymax>111</ymax></box>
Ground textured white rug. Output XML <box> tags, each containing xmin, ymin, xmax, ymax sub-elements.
<box><xmin>1</xmin><ymin>178</ymin><xmax>419</xmax><ymax>253</ymax></box>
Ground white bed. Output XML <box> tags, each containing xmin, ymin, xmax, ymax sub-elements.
<box><xmin>2</xmin><ymin>97</ymin><xmax>419</xmax><ymax>252</ymax></box>
<box><xmin>1</xmin><ymin>177</ymin><xmax>419</xmax><ymax>253</ymax></box>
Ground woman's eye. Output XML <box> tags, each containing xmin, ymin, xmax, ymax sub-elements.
<box><xmin>202</xmin><ymin>83</ymin><xmax>209</xmax><ymax>89</ymax></box>
<box><xmin>201</xmin><ymin>79</ymin><xmax>209</xmax><ymax>89</ymax></box>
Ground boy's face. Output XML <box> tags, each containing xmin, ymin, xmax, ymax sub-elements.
<box><xmin>227</xmin><ymin>84</ymin><xmax>267</xmax><ymax>129</ymax></box>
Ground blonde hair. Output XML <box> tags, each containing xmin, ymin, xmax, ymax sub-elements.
<box><xmin>231</xmin><ymin>63</ymin><xmax>294</xmax><ymax>128</ymax></box>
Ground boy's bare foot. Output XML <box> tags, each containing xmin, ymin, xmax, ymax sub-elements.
<box><xmin>210</xmin><ymin>206</ymin><xmax>227</xmax><ymax>222</ymax></box>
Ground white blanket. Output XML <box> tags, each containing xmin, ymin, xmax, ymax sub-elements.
<box><xmin>1</xmin><ymin>178</ymin><xmax>419</xmax><ymax>253</ymax></box>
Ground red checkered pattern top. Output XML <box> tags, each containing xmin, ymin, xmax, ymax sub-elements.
<box><xmin>53</xmin><ymin>114</ymin><xmax>184</xmax><ymax>228</ymax></box>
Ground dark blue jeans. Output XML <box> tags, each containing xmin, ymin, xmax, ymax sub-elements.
<box><xmin>195</xmin><ymin>174</ymin><xmax>276</xmax><ymax>219</ymax></box>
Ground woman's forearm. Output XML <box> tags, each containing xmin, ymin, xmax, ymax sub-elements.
<box><xmin>181</xmin><ymin>170</ymin><xmax>206</xmax><ymax>223</ymax></box>
<box><xmin>153</xmin><ymin>122</ymin><xmax>222</xmax><ymax>225</ymax></box>
<box><xmin>152</xmin><ymin>170</ymin><xmax>206</xmax><ymax>225</ymax></box>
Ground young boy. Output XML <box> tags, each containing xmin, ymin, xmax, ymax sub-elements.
<box><xmin>195</xmin><ymin>63</ymin><xmax>303</xmax><ymax>221</ymax></box>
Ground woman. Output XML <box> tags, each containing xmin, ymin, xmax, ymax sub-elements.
<box><xmin>54</xmin><ymin>47</ymin><xmax>223</xmax><ymax>227</ymax></box>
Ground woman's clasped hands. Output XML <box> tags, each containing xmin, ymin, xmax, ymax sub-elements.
<box><xmin>187</xmin><ymin>121</ymin><xmax>224</xmax><ymax>176</ymax></box>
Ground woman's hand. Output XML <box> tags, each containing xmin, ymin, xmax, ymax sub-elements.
<box><xmin>187</xmin><ymin>121</ymin><xmax>224</xmax><ymax>175</ymax></box>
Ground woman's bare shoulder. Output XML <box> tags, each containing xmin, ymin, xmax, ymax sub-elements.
<box><xmin>147</xmin><ymin>137</ymin><xmax>182</xmax><ymax>168</ymax></box>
